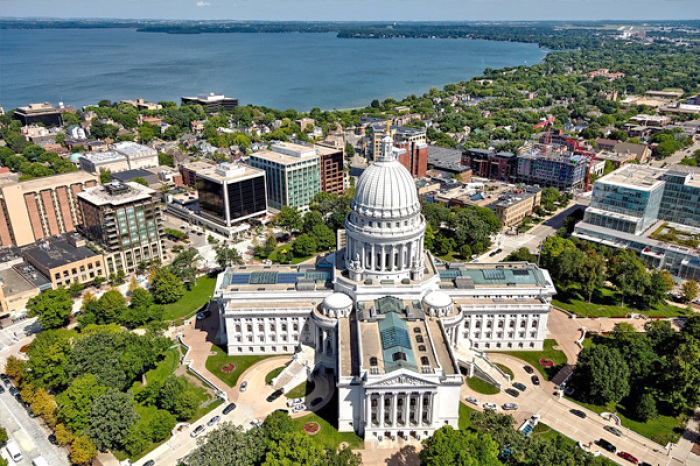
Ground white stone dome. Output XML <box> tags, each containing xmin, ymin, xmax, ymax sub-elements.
<box><xmin>423</xmin><ymin>291</ymin><xmax>453</xmax><ymax>309</ymax></box>
<box><xmin>324</xmin><ymin>292</ymin><xmax>353</xmax><ymax>310</ymax></box>
<box><xmin>351</xmin><ymin>159</ymin><xmax>420</xmax><ymax>219</ymax></box>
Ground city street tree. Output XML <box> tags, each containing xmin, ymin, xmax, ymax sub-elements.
<box><xmin>680</xmin><ymin>280</ymin><xmax>699</xmax><ymax>303</ymax></box>
<box><xmin>292</xmin><ymin>234</ymin><xmax>316</xmax><ymax>257</ymax></box>
<box><xmin>30</xmin><ymin>388</ymin><xmax>58</xmax><ymax>427</ymax></box>
<box><xmin>326</xmin><ymin>447</ymin><xmax>362</xmax><ymax>466</ymax></box>
<box><xmin>85</xmin><ymin>389</ymin><xmax>139</xmax><ymax>451</ymax></box>
<box><xmin>57</xmin><ymin>374</ymin><xmax>109</xmax><ymax>432</ymax></box>
<box><xmin>55</xmin><ymin>424</ymin><xmax>74</xmax><ymax>445</ymax></box>
<box><xmin>575</xmin><ymin>345</ymin><xmax>630</xmax><ymax>404</ymax></box>
<box><xmin>419</xmin><ymin>426</ymin><xmax>500</xmax><ymax>466</ymax></box>
<box><xmin>302</xmin><ymin>210</ymin><xmax>324</xmax><ymax>233</ymax></box>
<box><xmin>4</xmin><ymin>356</ymin><xmax>26</xmax><ymax>384</ymax></box>
<box><xmin>277</xmin><ymin>206</ymin><xmax>303</xmax><ymax>232</ymax></box>
<box><xmin>504</xmin><ymin>247</ymin><xmax>537</xmax><ymax>263</ymax></box>
<box><xmin>632</xmin><ymin>391</ymin><xmax>658</xmax><ymax>422</ymax></box>
<box><xmin>263</xmin><ymin>432</ymin><xmax>325</xmax><ymax>466</ymax></box>
<box><xmin>27</xmin><ymin>288</ymin><xmax>73</xmax><ymax>329</ymax></box>
<box><xmin>70</xmin><ymin>436</ymin><xmax>98</xmax><ymax>465</ymax></box>
<box><xmin>187</xmin><ymin>423</ymin><xmax>266</xmax><ymax>466</ymax></box>
<box><xmin>152</xmin><ymin>268</ymin><xmax>184</xmax><ymax>304</ymax></box>
<box><xmin>608</xmin><ymin>249</ymin><xmax>650</xmax><ymax>307</ymax></box>
<box><xmin>26</xmin><ymin>329</ymin><xmax>74</xmax><ymax>390</ymax></box>
<box><xmin>345</xmin><ymin>142</ymin><xmax>355</xmax><ymax>159</ymax></box>
<box><xmin>647</xmin><ymin>270</ymin><xmax>675</xmax><ymax>305</ymax></box>
<box><xmin>215</xmin><ymin>243</ymin><xmax>243</xmax><ymax>269</ymax></box>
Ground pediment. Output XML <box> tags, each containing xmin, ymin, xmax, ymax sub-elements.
<box><xmin>365</xmin><ymin>372</ymin><xmax>437</xmax><ymax>388</ymax></box>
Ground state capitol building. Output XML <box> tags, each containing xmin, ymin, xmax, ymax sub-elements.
<box><xmin>213</xmin><ymin>130</ymin><xmax>556</xmax><ymax>442</ymax></box>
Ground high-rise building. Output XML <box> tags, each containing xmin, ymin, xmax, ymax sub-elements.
<box><xmin>575</xmin><ymin>165</ymin><xmax>700</xmax><ymax>280</ymax></box>
<box><xmin>317</xmin><ymin>145</ymin><xmax>345</xmax><ymax>196</ymax></box>
<box><xmin>461</xmin><ymin>148</ymin><xmax>518</xmax><ymax>182</ymax></box>
<box><xmin>370</xmin><ymin>123</ymin><xmax>428</xmax><ymax>177</ymax></box>
<box><xmin>77</xmin><ymin>182</ymin><xmax>164</xmax><ymax>275</ymax></box>
<box><xmin>0</xmin><ymin>171</ymin><xmax>99</xmax><ymax>248</ymax></box>
<box><xmin>195</xmin><ymin>163</ymin><xmax>267</xmax><ymax>227</ymax></box>
<box><xmin>249</xmin><ymin>143</ymin><xmax>321</xmax><ymax>212</ymax></box>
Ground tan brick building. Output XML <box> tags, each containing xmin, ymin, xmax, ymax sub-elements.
<box><xmin>489</xmin><ymin>187</ymin><xmax>542</xmax><ymax>228</ymax></box>
<box><xmin>0</xmin><ymin>171</ymin><xmax>99</xmax><ymax>248</ymax></box>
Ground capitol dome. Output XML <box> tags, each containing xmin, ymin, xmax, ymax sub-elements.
<box><xmin>352</xmin><ymin>159</ymin><xmax>420</xmax><ymax>219</ymax></box>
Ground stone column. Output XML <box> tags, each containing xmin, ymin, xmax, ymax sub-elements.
<box><xmin>370</xmin><ymin>243</ymin><xmax>375</xmax><ymax>270</ymax></box>
<box><xmin>380</xmin><ymin>245</ymin><xmax>385</xmax><ymax>271</ymax></box>
<box><xmin>392</xmin><ymin>393</ymin><xmax>398</xmax><ymax>426</ymax></box>
<box><xmin>365</xmin><ymin>394</ymin><xmax>372</xmax><ymax>427</ymax></box>
<box><xmin>379</xmin><ymin>394</ymin><xmax>385</xmax><ymax>427</ymax></box>
<box><xmin>420</xmin><ymin>393</ymin><xmax>427</xmax><ymax>425</ymax></box>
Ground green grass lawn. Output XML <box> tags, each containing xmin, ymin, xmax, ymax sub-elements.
<box><xmin>459</xmin><ymin>402</ymin><xmax>477</xmax><ymax>430</ymax></box>
<box><xmin>162</xmin><ymin>275</ymin><xmax>218</xmax><ymax>321</ymax></box>
<box><xmin>565</xmin><ymin>398</ymin><xmax>684</xmax><ymax>445</ymax></box>
<box><xmin>265</xmin><ymin>366</ymin><xmax>286</xmax><ymax>385</ymax></box>
<box><xmin>495</xmin><ymin>363</ymin><xmax>514</xmax><ymax>380</ymax></box>
<box><xmin>467</xmin><ymin>377</ymin><xmax>500</xmax><ymax>395</ymax></box>
<box><xmin>497</xmin><ymin>339</ymin><xmax>568</xmax><ymax>381</ymax></box>
<box><xmin>553</xmin><ymin>286</ymin><xmax>688</xmax><ymax>318</ymax></box>
<box><xmin>263</xmin><ymin>244</ymin><xmax>314</xmax><ymax>265</ymax></box>
<box><xmin>205</xmin><ymin>344</ymin><xmax>282</xmax><ymax>387</ymax></box>
<box><xmin>285</xmin><ymin>381</ymin><xmax>315</xmax><ymax>399</ymax></box>
<box><xmin>289</xmin><ymin>395</ymin><xmax>363</xmax><ymax>451</ymax></box>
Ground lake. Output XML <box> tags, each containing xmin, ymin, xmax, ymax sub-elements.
<box><xmin>0</xmin><ymin>29</ymin><xmax>547</xmax><ymax>111</ymax></box>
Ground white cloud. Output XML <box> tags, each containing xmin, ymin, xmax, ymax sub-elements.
<box><xmin>195</xmin><ymin>1</ymin><xmax>211</xmax><ymax>6</ymax></box>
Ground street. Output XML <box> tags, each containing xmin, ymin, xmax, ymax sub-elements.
<box><xmin>0</xmin><ymin>385</ymin><xmax>69</xmax><ymax>466</ymax></box>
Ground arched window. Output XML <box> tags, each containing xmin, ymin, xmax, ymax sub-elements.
<box><xmin>370</xmin><ymin>357</ymin><xmax>378</xmax><ymax>367</ymax></box>
<box><xmin>418</xmin><ymin>345</ymin><xmax>427</xmax><ymax>352</ymax></box>
<box><xmin>420</xmin><ymin>356</ymin><xmax>429</xmax><ymax>365</ymax></box>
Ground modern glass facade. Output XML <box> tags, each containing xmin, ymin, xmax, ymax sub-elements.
<box><xmin>250</xmin><ymin>156</ymin><xmax>320</xmax><ymax>211</ymax></box>
<box><xmin>197</xmin><ymin>172</ymin><xmax>267</xmax><ymax>227</ymax></box>
<box><xmin>659</xmin><ymin>172</ymin><xmax>700</xmax><ymax>228</ymax></box>
<box><xmin>584</xmin><ymin>181</ymin><xmax>664</xmax><ymax>234</ymax></box>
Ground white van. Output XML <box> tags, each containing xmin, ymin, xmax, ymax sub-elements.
<box><xmin>33</xmin><ymin>457</ymin><xmax>50</xmax><ymax>466</ymax></box>
<box><xmin>5</xmin><ymin>440</ymin><xmax>22</xmax><ymax>462</ymax></box>
<box><xmin>33</xmin><ymin>456</ymin><xmax>51</xmax><ymax>466</ymax></box>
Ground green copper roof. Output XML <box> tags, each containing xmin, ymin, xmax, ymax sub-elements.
<box><xmin>378</xmin><ymin>310</ymin><xmax>417</xmax><ymax>373</ymax></box>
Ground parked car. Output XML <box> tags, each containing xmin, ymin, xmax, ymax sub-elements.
<box><xmin>196</xmin><ymin>310</ymin><xmax>212</xmax><ymax>320</ymax></box>
<box><xmin>505</xmin><ymin>388</ymin><xmax>520</xmax><ymax>398</ymax></box>
<box><xmin>293</xmin><ymin>398</ymin><xmax>303</xmax><ymax>404</ymax></box>
<box><xmin>617</xmin><ymin>452</ymin><xmax>639</xmax><ymax>464</ymax></box>
<box><xmin>483</xmin><ymin>403</ymin><xmax>498</xmax><ymax>410</ymax></box>
<box><xmin>465</xmin><ymin>396</ymin><xmax>480</xmax><ymax>406</ymax></box>
<box><xmin>239</xmin><ymin>381</ymin><xmax>248</xmax><ymax>392</ymax></box>
<box><xmin>0</xmin><ymin>385</ymin><xmax>4</xmax><ymax>394</ymax></box>
<box><xmin>310</xmin><ymin>397</ymin><xmax>323</xmax><ymax>407</ymax></box>
<box><xmin>0</xmin><ymin>374</ymin><xmax>9</xmax><ymax>384</ymax></box>
<box><xmin>190</xmin><ymin>425</ymin><xmax>205</xmax><ymax>438</ymax></box>
<box><xmin>523</xmin><ymin>366</ymin><xmax>534</xmax><ymax>375</ymax></box>
<box><xmin>502</xmin><ymin>403</ymin><xmax>518</xmax><ymax>410</ymax></box>
<box><xmin>48</xmin><ymin>434</ymin><xmax>57</xmax><ymax>445</ymax></box>
<box><xmin>223</xmin><ymin>403</ymin><xmax>236</xmax><ymax>414</ymax></box>
<box><xmin>143</xmin><ymin>461</ymin><xmax>155</xmax><ymax>466</ymax></box>
<box><xmin>604</xmin><ymin>426</ymin><xmax>623</xmax><ymax>437</ymax></box>
<box><xmin>595</xmin><ymin>438</ymin><xmax>616</xmax><ymax>453</ymax></box>
<box><xmin>9</xmin><ymin>387</ymin><xmax>18</xmax><ymax>396</ymax></box>
<box><xmin>207</xmin><ymin>415</ymin><xmax>221</xmax><ymax>427</ymax></box>
<box><xmin>267</xmin><ymin>389</ymin><xmax>283</xmax><ymax>402</ymax></box>
<box><xmin>530</xmin><ymin>375</ymin><xmax>540</xmax><ymax>386</ymax></box>
<box><xmin>570</xmin><ymin>409</ymin><xmax>587</xmax><ymax>419</ymax></box>
<box><xmin>512</xmin><ymin>382</ymin><xmax>527</xmax><ymax>392</ymax></box>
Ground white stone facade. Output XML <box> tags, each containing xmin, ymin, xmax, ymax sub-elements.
<box><xmin>215</xmin><ymin>132</ymin><xmax>556</xmax><ymax>442</ymax></box>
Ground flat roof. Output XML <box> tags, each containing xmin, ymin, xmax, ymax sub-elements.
<box><xmin>195</xmin><ymin>163</ymin><xmax>265</xmax><ymax>184</ymax></box>
<box><xmin>112</xmin><ymin>141</ymin><xmax>156</xmax><ymax>157</ymax></box>
<box><xmin>0</xmin><ymin>170</ymin><xmax>97</xmax><ymax>192</ymax></box>
<box><xmin>0</xmin><ymin>266</ymin><xmax>37</xmax><ymax>298</ymax></box>
<box><xmin>598</xmin><ymin>165</ymin><xmax>666</xmax><ymax>191</ymax></box>
<box><xmin>250</xmin><ymin>143</ymin><xmax>321</xmax><ymax>166</ymax></box>
<box><xmin>80</xmin><ymin>150</ymin><xmax>126</xmax><ymax>164</ymax></box>
<box><xmin>435</xmin><ymin>261</ymin><xmax>550</xmax><ymax>288</ymax></box>
<box><xmin>110</xmin><ymin>169</ymin><xmax>160</xmax><ymax>185</ymax></box>
<box><xmin>77</xmin><ymin>181</ymin><xmax>156</xmax><ymax>206</ymax></box>
<box><xmin>23</xmin><ymin>238</ymin><xmax>99</xmax><ymax>269</ymax></box>
<box><xmin>490</xmin><ymin>189</ymin><xmax>539</xmax><ymax>208</ymax></box>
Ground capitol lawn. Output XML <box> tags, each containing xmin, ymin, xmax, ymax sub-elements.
<box><xmin>553</xmin><ymin>286</ymin><xmax>688</xmax><ymax>318</ymax></box>
<box><xmin>497</xmin><ymin>339</ymin><xmax>568</xmax><ymax>381</ymax></box>
<box><xmin>162</xmin><ymin>274</ymin><xmax>218</xmax><ymax>321</ymax></box>
<box><xmin>205</xmin><ymin>344</ymin><xmax>280</xmax><ymax>387</ymax></box>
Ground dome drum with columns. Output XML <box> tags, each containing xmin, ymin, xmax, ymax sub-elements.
<box><xmin>345</xmin><ymin>122</ymin><xmax>426</xmax><ymax>283</ymax></box>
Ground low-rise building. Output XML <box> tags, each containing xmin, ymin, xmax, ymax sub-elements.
<box><xmin>516</xmin><ymin>146</ymin><xmax>589</xmax><ymax>191</ymax></box>
<box><xmin>22</xmin><ymin>234</ymin><xmax>106</xmax><ymax>288</ymax></box>
<box><xmin>112</xmin><ymin>141</ymin><xmax>159</xmax><ymax>170</ymax></box>
<box><xmin>181</xmin><ymin>93</ymin><xmax>238</xmax><ymax>111</ymax></box>
<box><xmin>489</xmin><ymin>187</ymin><xmax>541</xmax><ymax>228</ymax></box>
<box><xmin>121</xmin><ymin>98</ymin><xmax>162</xmax><ymax>111</ymax></box>
<box><xmin>79</xmin><ymin>150</ymin><xmax>129</xmax><ymax>174</ymax></box>
<box><xmin>461</xmin><ymin>148</ymin><xmax>517</xmax><ymax>182</ymax></box>
<box><xmin>13</xmin><ymin>103</ymin><xmax>64</xmax><ymax>127</ymax></box>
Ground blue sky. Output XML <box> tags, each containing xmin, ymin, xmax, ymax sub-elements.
<box><xmin>0</xmin><ymin>0</ymin><xmax>697</xmax><ymax>21</ymax></box>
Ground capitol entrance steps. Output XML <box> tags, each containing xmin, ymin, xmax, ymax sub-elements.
<box><xmin>453</xmin><ymin>341</ymin><xmax>511</xmax><ymax>390</ymax></box>
<box><xmin>272</xmin><ymin>344</ymin><xmax>315</xmax><ymax>393</ymax></box>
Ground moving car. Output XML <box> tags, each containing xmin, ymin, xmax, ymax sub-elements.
<box><xmin>512</xmin><ymin>382</ymin><xmax>527</xmax><ymax>392</ymax></box>
<box><xmin>502</xmin><ymin>403</ymin><xmax>518</xmax><ymax>410</ymax></box>
<box><xmin>595</xmin><ymin>438</ymin><xmax>616</xmax><ymax>453</ymax></box>
<box><xmin>207</xmin><ymin>415</ymin><xmax>221</xmax><ymax>427</ymax></box>
<box><xmin>505</xmin><ymin>388</ymin><xmax>520</xmax><ymax>398</ymax></box>
<box><xmin>190</xmin><ymin>425</ymin><xmax>205</xmax><ymax>438</ymax></box>
<box><xmin>523</xmin><ymin>366</ymin><xmax>534</xmax><ymax>375</ymax></box>
<box><xmin>570</xmin><ymin>409</ymin><xmax>587</xmax><ymax>419</ymax></box>
<box><xmin>483</xmin><ymin>403</ymin><xmax>498</xmax><ymax>410</ymax></box>
<box><xmin>531</xmin><ymin>375</ymin><xmax>540</xmax><ymax>386</ymax></box>
<box><xmin>465</xmin><ymin>396</ymin><xmax>479</xmax><ymax>406</ymax></box>
<box><xmin>223</xmin><ymin>403</ymin><xmax>236</xmax><ymax>414</ymax></box>
<box><xmin>239</xmin><ymin>381</ymin><xmax>248</xmax><ymax>392</ymax></box>
<box><xmin>604</xmin><ymin>426</ymin><xmax>623</xmax><ymax>437</ymax></box>
<box><xmin>617</xmin><ymin>452</ymin><xmax>638</xmax><ymax>464</ymax></box>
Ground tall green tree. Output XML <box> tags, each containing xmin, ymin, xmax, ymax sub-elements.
<box><xmin>27</xmin><ymin>288</ymin><xmax>73</xmax><ymax>329</ymax></box>
<box><xmin>26</xmin><ymin>329</ymin><xmax>74</xmax><ymax>390</ymax></box>
<box><xmin>85</xmin><ymin>389</ymin><xmax>139</xmax><ymax>451</ymax></box>
<box><xmin>152</xmin><ymin>268</ymin><xmax>184</xmax><ymax>304</ymax></box>
<box><xmin>187</xmin><ymin>423</ymin><xmax>266</xmax><ymax>466</ymax></box>
<box><xmin>575</xmin><ymin>345</ymin><xmax>630</xmax><ymax>404</ymax></box>
<box><xmin>681</xmin><ymin>280</ymin><xmax>699</xmax><ymax>303</ymax></box>
<box><xmin>419</xmin><ymin>426</ymin><xmax>500</xmax><ymax>466</ymax></box>
<box><xmin>215</xmin><ymin>243</ymin><xmax>243</xmax><ymax>269</ymax></box>
<box><xmin>56</xmin><ymin>374</ymin><xmax>109</xmax><ymax>433</ymax></box>
<box><xmin>578</xmin><ymin>250</ymin><xmax>605</xmax><ymax>303</ymax></box>
<box><xmin>169</xmin><ymin>247</ymin><xmax>201</xmax><ymax>288</ymax></box>
<box><xmin>292</xmin><ymin>234</ymin><xmax>316</xmax><ymax>257</ymax></box>
<box><xmin>277</xmin><ymin>206</ymin><xmax>303</xmax><ymax>232</ymax></box>
<box><xmin>608</xmin><ymin>249</ymin><xmax>650</xmax><ymax>307</ymax></box>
